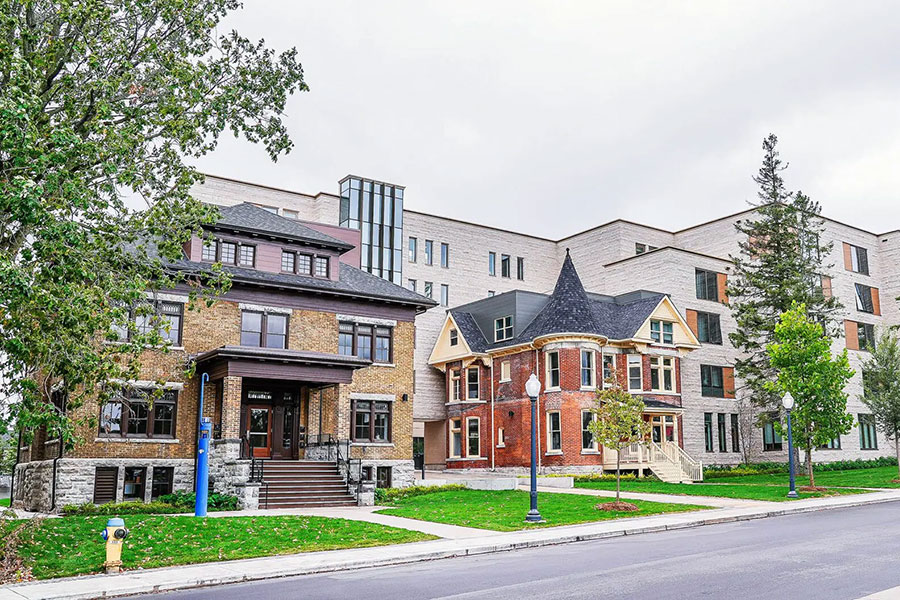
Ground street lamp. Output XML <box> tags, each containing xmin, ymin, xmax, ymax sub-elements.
<box><xmin>524</xmin><ymin>373</ymin><xmax>544</xmax><ymax>523</ymax></box>
<box><xmin>782</xmin><ymin>391</ymin><xmax>798</xmax><ymax>498</ymax></box>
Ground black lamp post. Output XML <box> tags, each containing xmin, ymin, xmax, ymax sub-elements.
<box><xmin>525</xmin><ymin>373</ymin><xmax>544</xmax><ymax>523</ymax></box>
<box><xmin>783</xmin><ymin>391</ymin><xmax>798</xmax><ymax>499</ymax></box>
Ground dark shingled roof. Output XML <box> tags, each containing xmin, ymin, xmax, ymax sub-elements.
<box><xmin>448</xmin><ymin>253</ymin><xmax>666</xmax><ymax>349</ymax></box>
<box><xmin>212</xmin><ymin>203</ymin><xmax>353</xmax><ymax>251</ymax></box>
<box><xmin>168</xmin><ymin>258</ymin><xmax>437</xmax><ymax>311</ymax></box>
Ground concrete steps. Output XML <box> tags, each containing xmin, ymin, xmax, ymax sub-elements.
<box><xmin>258</xmin><ymin>460</ymin><xmax>357</xmax><ymax>508</ymax></box>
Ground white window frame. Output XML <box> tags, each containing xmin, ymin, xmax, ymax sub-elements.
<box><xmin>649</xmin><ymin>356</ymin><xmax>676</xmax><ymax>393</ymax></box>
<box><xmin>602</xmin><ymin>354</ymin><xmax>616</xmax><ymax>388</ymax></box>
<box><xmin>449</xmin><ymin>418</ymin><xmax>462</xmax><ymax>458</ymax></box>
<box><xmin>496</xmin><ymin>427</ymin><xmax>505</xmax><ymax>448</ymax></box>
<box><xmin>466</xmin><ymin>417</ymin><xmax>481</xmax><ymax>458</ymax></box>
<box><xmin>581</xmin><ymin>409</ymin><xmax>598</xmax><ymax>452</ymax></box>
<box><xmin>650</xmin><ymin>320</ymin><xmax>674</xmax><ymax>345</ymax></box>
<box><xmin>580</xmin><ymin>349</ymin><xmax>596</xmax><ymax>389</ymax></box>
<box><xmin>500</xmin><ymin>360</ymin><xmax>511</xmax><ymax>383</ymax></box>
<box><xmin>545</xmin><ymin>350</ymin><xmax>561</xmax><ymax>390</ymax></box>
<box><xmin>449</xmin><ymin>368</ymin><xmax>461</xmax><ymax>402</ymax></box>
<box><xmin>627</xmin><ymin>355</ymin><xmax>643</xmax><ymax>392</ymax></box>
<box><xmin>466</xmin><ymin>366</ymin><xmax>480</xmax><ymax>400</ymax></box>
<box><xmin>546</xmin><ymin>411</ymin><xmax>562</xmax><ymax>453</ymax></box>
<box><xmin>449</xmin><ymin>329</ymin><xmax>458</xmax><ymax>347</ymax></box>
<box><xmin>494</xmin><ymin>315</ymin><xmax>513</xmax><ymax>342</ymax></box>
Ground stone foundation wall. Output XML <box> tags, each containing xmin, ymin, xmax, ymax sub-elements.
<box><xmin>14</xmin><ymin>458</ymin><xmax>194</xmax><ymax>513</ymax></box>
<box><xmin>209</xmin><ymin>438</ymin><xmax>259</xmax><ymax>509</ymax></box>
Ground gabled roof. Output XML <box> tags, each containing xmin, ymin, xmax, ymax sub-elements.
<box><xmin>212</xmin><ymin>203</ymin><xmax>353</xmax><ymax>251</ymax></box>
<box><xmin>444</xmin><ymin>254</ymin><xmax>673</xmax><ymax>352</ymax></box>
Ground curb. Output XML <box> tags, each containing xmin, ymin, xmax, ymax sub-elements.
<box><xmin>3</xmin><ymin>494</ymin><xmax>900</xmax><ymax>600</ymax></box>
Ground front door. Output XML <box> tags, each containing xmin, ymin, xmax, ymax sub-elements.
<box><xmin>246</xmin><ymin>405</ymin><xmax>272</xmax><ymax>458</ymax></box>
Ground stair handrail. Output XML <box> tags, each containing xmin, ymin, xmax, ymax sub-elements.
<box><xmin>651</xmin><ymin>441</ymin><xmax>703</xmax><ymax>482</ymax></box>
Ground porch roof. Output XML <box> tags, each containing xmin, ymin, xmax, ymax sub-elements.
<box><xmin>195</xmin><ymin>345</ymin><xmax>371</xmax><ymax>384</ymax></box>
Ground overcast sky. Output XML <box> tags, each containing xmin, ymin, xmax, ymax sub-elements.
<box><xmin>194</xmin><ymin>1</ymin><xmax>900</xmax><ymax>239</ymax></box>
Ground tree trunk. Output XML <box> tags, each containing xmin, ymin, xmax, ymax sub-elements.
<box><xmin>616</xmin><ymin>451</ymin><xmax>621</xmax><ymax>503</ymax></box>
<box><xmin>895</xmin><ymin>427</ymin><xmax>900</xmax><ymax>481</ymax></box>
<box><xmin>806</xmin><ymin>448</ymin><xmax>814</xmax><ymax>487</ymax></box>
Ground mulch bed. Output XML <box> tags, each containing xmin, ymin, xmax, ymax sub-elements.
<box><xmin>892</xmin><ymin>479</ymin><xmax>900</xmax><ymax>484</ymax></box>
<box><xmin>596</xmin><ymin>501</ymin><xmax>640</xmax><ymax>512</ymax></box>
<box><xmin>798</xmin><ymin>486</ymin><xmax>829</xmax><ymax>493</ymax></box>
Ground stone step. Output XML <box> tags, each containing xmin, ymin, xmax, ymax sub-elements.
<box><xmin>260</xmin><ymin>499</ymin><xmax>357</xmax><ymax>508</ymax></box>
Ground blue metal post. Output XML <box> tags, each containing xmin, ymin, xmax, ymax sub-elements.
<box><xmin>786</xmin><ymin>409</ymin><xmax>798</xmax><ymax>498</ymax></box>
<box><xmin>195</xmin><ymin>372</ymin><xmax>211</xmax><ymax>517</ymax></box>
<box><xmin>526</xmin><ymin>393</ymin><xmax>543</xmax><ymax>522</ymax></box>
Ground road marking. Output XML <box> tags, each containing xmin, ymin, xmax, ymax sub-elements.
<box><xmin>859</xmin><ymin>586</ymin><xmax>900</xmax><ymax>599</ymax></box>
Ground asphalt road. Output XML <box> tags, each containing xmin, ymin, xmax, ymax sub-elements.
<box><xmin>135</xmin><ymin>501</ymin><xmax>900</xmax><ymax>600</ymax></box>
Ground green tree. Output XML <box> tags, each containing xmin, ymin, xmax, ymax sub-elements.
<box><xmin>588</xmin><ymin>383</ymin><xmax>651</xmax><ymax>503</ymax></box>
<box><xmin>767</xmin><ymin>303</ymin><xmax>854</xmax><ymax>487</ymax></box>
<box><xmin>729</xmin><ymin>134</ymin><xmax>842</xmax><ymax>414</ymax></box>
<box><xmin>0</xmin><ymin>1</ymin><xmax>307</xmax><ymax>443</ymax></box>
<box><xmin>861</xmin><ymin>328</ymin><xmax>900</xmax><ymax>480</ymax></box>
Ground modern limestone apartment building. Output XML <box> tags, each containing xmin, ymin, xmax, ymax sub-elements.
<box><xmin>191</xmin><ymin>174</ymin><xmax>900</xmax><ymax>471</ymax></box>
<box><xmin>12</xmin><ymin>203</ymin><xmax>435</xmax><ymax>512</ymax></box>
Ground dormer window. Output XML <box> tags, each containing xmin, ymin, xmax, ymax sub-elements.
<box><xmin>239</xmin><ymin>245</ymin><xmax>255</xmax><ymax>267</ymax></box>
<box><xmin>202</xmin><ymin>240</ymin><xmax>217</xmax><ymax>262</ymax></box>
<box><xmin>494</xmin><ymin>316</ymin><xmax>514</xmax><ymax>342</ymax></box>
<box><xmin>650</xmin><ymin>320</ymin><xmax>674</xmax><ymax>345</ymax></box>
<box><xmin>281</xmin><ymin>251</ymin><xmax>295</xmax><ymax>273</ymax></box>
<box><xmin>201</xmin><ymin>238</ymin><xmax>254</xmax><ymax>267</ymax></box>
<box><xmin>297</xmin><ymin>254</ymin><xmax>312</xmax><ymax>275</ymax></box>
<box><xmin>220</xmin><ymin>241</ymin><xmax>237</xmax><ymax>264</ymax></box>
<box><xmin>315</xmin><ymin>256</ymin><xmax>329</xmax><ymax>277</ymax></box>
<box><xmin>280</xmin><ymin>250</ymin><xmax>324</xmax><ymax>278</ymax></box>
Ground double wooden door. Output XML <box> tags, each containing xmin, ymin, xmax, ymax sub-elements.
<box><xmin>243</xmin><ymin>388</ymin><xmax>301</xmax><ymax>459</ymax></box>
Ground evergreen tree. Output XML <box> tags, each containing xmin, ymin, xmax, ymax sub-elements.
<box><xmin>861</xmin><ymin>329</ymin><xmax>900</xmax><ymax>480</ymax></box>
<box><xmin>729</xmin><ymin>135</ymin><xmax>842</xmax><ymax>412</ymax></box>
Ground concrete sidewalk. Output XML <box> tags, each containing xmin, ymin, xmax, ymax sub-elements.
<box><xmin>520</xmin><ymin>484</ymin><xmax>781</xmax><ymax>508</ymax></box>
<box><xmin>3</xmin><ymin>488</ymin><xmax>900</xmax><ymax>600</ymax></box>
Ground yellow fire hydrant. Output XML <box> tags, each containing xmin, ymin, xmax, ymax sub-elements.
<box><xmin>101</xmin><ymin>517</ymin><xmax>129</xmax><ymax>574</ymax></box>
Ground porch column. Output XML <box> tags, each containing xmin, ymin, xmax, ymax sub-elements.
<box><xmin>221</xmin><ymin>376</ymin><xmax>242</xmax><ymax>439</ymax></box>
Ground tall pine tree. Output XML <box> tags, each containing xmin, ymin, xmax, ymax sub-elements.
<box><xmin>728</xmin><ymin>135</ymin><xmax>843</xmax><ymax>412</ymax></box>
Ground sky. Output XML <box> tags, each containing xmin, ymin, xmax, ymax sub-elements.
<box><xmin>194</xmin><ymin>1</ymin><xmax>900</xmax><ymax>239</ymax></box>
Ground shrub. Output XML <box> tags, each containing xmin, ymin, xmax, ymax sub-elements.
<box><xmin>61</xmin><ymin>501</ymin><xmax>181</xmax><ymax>516</ymax></box>
<box><xmin>158</xmin><ymin>491</ymin><xmax>240</xmax><ymax>511</ymax></box>
<box><xmin>573</xmin><ymin>473</ymin><xmax>658</xmax><ymax>483</ymax></box>
<box><xmin>705</xmin><ymin>456</ymin><xmax>899</xmax><ymax>479</ymax></box>
<box><xmin>375</xmin><ymin>484</ymin><xmax>467</xmax><ymax>504</ymax></box>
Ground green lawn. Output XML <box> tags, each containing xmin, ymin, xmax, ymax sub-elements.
<box><xmin>376</xmin><ymin>489</ymin><xmax>708</xmax><ymax>532</ymax></box>
<box><xmin>0</xmin><ymin>498</ymin><xmax>9</xmax><ymax>507</ymax></box>
<box><xmin>575</xmin><ymin>479</ymin><xmax>868</xmax><ymax>501</ymax></box>
<box><xmin>1</xmin><ymin>514</ymin><xmax>435</xmax><ymax>580</ymax></box>
<box><xmin>709</xmin><ymin>466</ymin><xmax>900</xmax><ymax>489</ymax></box>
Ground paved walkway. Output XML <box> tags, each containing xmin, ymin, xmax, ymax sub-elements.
<box><xmin>3</xmin><ymin>488</ymin><xmax>900</xmax><ymax>600</ymax></box>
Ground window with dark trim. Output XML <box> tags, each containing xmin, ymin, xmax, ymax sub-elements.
<box><xmin>821</xmin><ymin>437</ymin><xmax>841</xmax><ymax>450</ymax></box>
<box><xmin>100</xmin><ymin>389</ymin><xmax>178</xmax><ymax>439</ymax></box>
<box><xmin>440</xmin><ymin>243</ymin><xmax>449</xmax><ymax>268</ymax></box>
<box><xmin>696</xmin><ymin>311</ymin><xmax>723</xmax><ymax>344</ymax></box>
<box><xmin>855</xmin><ymin>283</ymin><xmax>875</xmax><ymax>314</ymax></box>
<box><xmin>700</xmin><ymin>365</ymin><xmax>725</xmax><ymax>398</ymax></box>
<box><xmin>488</xmin><ymin>252</ymin><xmax>496</xmax><ymax>276</ymax></box>
<box><xmin>338</xmin><ymin>321</ymin><xmax>393</xmax><ymax>363</ymax></box>
<box><xmin>763</xmin><ymin>419</ymin><xmax>783</xmax><ymax>451</ymax></box>
<box><xmin>351</xmin><ymin>399</ymin><xmax>392</xmax><ymax>442</ymax></box>
<box><xmin>517</xmin><ymin>257</ymin><xmax>525</xmax><ymax>280</ymax></box>
<box><xmin>240</xmin><ymin>311</ymin><xmax>288</xmax><ymax>349</ymax></box>
<box><xmin>281</xmin><ymin>250</ymin><xmax>295</xmax><ymax>273</ymax></box>
<box><xmin>731</xmin><ymin>413</ymin><xmax>740</xmax><ymax>453</ymax></box>
<box><xmin>409</xmin><ymin>237</ymin><xmax>417</xmax><ymax>263</ymax></box>
<box><xmin>695</xmin><ymin>268</ymin><xmax>719</xmax><ymax>301</ymax></box>
<box><xmin>494</xmin><ymin>315</ymin><xmax>513</xmax><ymax>342</ymax></box>
<box><xmin>440</xmin><ymin>284</ymin><xmax>449</xmax><ymax>307</ymax></box>
<box><xmin>114</xmin><ymin>301</ymin><xmax>184</xmax><ymax>345</ymax></box>
<box><xmin>123</xmin><ymin>467</ymin><xmax>146</xmax><ymax>501</ymax></box>
<box><xmin>467</xmin><ymin>417</ymin><xmax>481</xmax><ymax>456</ymax></box>
<box><xmin>424</xmin><ymin>240</ymin><xmax>433</xmax><ymax>265</ymax></box>
<box><xmin>848</xmin><ymin>244</ymin><xmax>869</xmax><ymax>275</ymax></box>
<box><xmin>859</xmin><ymin>414</ymin><xmax>878</xmax><ymax>450</ymax></box>
<box><xmin>239</xmin><ymin>244</ymin><xmax>256</xmax><ymax>267</ymax></box>
<box><xmin>314</xmin><ymin>256</ymin><xmax>329</xmax><ymax>277</ymax></box>
<box><xmin>858</xmin><ymin>322</ymin><xmax>876</xmax><ymax>351</ymax></box>
<box><xmin>582</xmin><ymin>410</ymin><xmax>596</xmax><ymax>451</ymax></box>
<box><xmin>501</xmin><ymin>254</ymin><xmax>511</xmax><ymax>278</ymax></box>
<box><xmin>376</xmin><ymin>466</ymin><xmax>392</xmax><ymax>488</ymax></box>
<box><xmin>297</xmin><ymin>254</ymin><xmax>312</xmax><ymax>275</ymax></box>
<box><xmin>151</xmin><ymin>467</ymin><xmax>174</xmax><ymax>499</ymax></box>
<box><xmin>449</xmin><ymin>329</ymin><xmax>458</xmax><ymax>346</ymax></box>
<box><xmin>717</xmin><ymin>413</ymin><xmax>727</xmax><ymax>452</ymax></box>
<box><xmin>704</xmin><ymin>413</ymin><xmax>713</xmax><ymax>452</ymax></box>
<box><xmin>467</xmin><ymin>367</ymin><xmax>480</xmax><ymax>400</ymax></box>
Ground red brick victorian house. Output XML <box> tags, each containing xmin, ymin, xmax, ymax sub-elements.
<box><xmin>428</xmin><ymin>252</ymin><xmax>706</xmax><ymax>481</ymax></box>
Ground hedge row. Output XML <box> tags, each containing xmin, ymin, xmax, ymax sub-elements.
<box><xmin>374</xmin><ymin>484</ymin><xmax>467</xmax><ymax>504</ymax></box>
<box><xmin>705</xmin><ymin>456</ymin><xmax>899</xmax><ymax>479</ymax></box>
<box><xmin>61</xmin><ymin>492</ymin><xmax>240</xmax><ymax>516</ymax></box>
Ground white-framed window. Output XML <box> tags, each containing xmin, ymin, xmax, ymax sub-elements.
<box><xmin>546</xmin><ymin>350</ymin><xmax>561</xmax><ymax>389</ymax></box>
<box><xmin>650</xmin><ymin>320</ymin><xmax>674</xmax><ymax>344</ymax></box>
<box><xmin>500</xmin><ymin>360</ymin><xmax>511</xmax><ymax>382</ymax></box>
<box><xmin>450</xmin><ymin>418</ymin><xmax>462</xmax><ymax>458</ymax></box>
<box><xmin>449</xmin><ymin>329</ymin><xmax>458</xmax><ymax>346</ymax></box>
<box><xmin>494</xmin><ymin>315</ymin><xmax>514</xmax><ymax>342</ymax></box>
<box><xmin>627</xmin><ymin>355</ymin><xmax>643</xmax><ymax>392</ymax></box>
<box><xmin>467</xmin><ymin>366</ymin><xmax>480</xmax><ymax>400</ymax></box>
<box><xmin>602</xmin><ymin>354</ymin><xmax>616</xmax><ymax>387</ymax></box>
<box><xmin>649</xmin><ymin>356</ymin><xmax>675</xmax><ymax>392</ymax></box>
<box><xmin>467</xmin><ymin>417</ymin><xmax>481</xmax><ymax>457</ymax></box>
<box><xmin>449</xmin><ymin>368</ymin><xmax>461</xmax><ymax>402</ymax></box>
<box><xmin>581</xmin><ymin>349</ymin><xmax>595</xmax><ymax>388</ymax></box>
<box><xmin>497</xmin><ymin>427</ymin><xmax>506</xmax><ymax>448</ymax></box>
<box><xmin>547</xmin><ymin>411</ymin><xmax>562</xmax><ymax>453</ymax></box>
<box><xmin>581</xmin><ymin>410</ymin><xmax>597</xmax><ymax>451</ymax></box>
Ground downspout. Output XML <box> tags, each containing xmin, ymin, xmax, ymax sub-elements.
<box><xmin>490</xmin><ymin>358</ymin><xmax>495</xmax><ymax>471</ymax></box>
